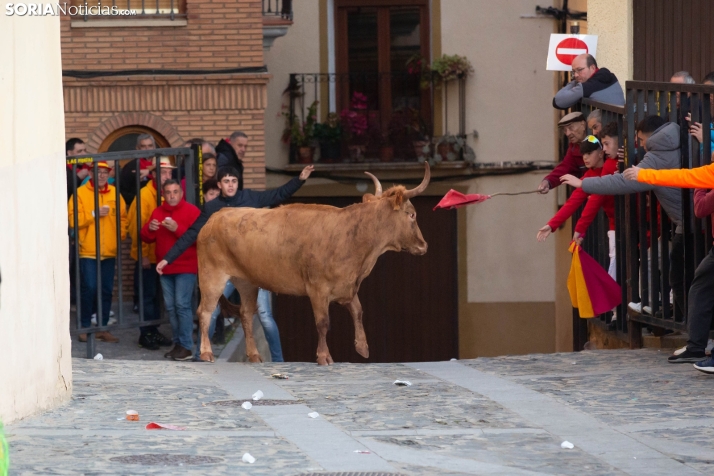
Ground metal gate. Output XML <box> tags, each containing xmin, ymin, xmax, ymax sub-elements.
<box><xmin>67</xmin><ymin>146</ymin><xmax>202</xmax><ymax>357</ymax></box>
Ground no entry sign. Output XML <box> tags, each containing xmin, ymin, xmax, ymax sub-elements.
<box><xmin>546</xmin><ymin>34</ymin><xmax>598</xmax><ymax>71</ymax></box>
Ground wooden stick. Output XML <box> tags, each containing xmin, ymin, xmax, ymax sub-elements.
<box><xmin>489</xmin><ymin>189</ymin><xmax>541</xmax><ymax>197</ymax></box>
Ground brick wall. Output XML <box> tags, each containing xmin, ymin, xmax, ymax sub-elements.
<box><xmin>60</xmin><ymin>0</ymin><xmax>264</xmax><ymax>70</ymax></box>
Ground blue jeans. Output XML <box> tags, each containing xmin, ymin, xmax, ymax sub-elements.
<box><xmin>79</xmin><ymin>258</ymin><xmax>115</xmax><ymax>329</ymax></box>
<box><xmin>198</xmin><ymin>282</ymin><xmax>284</xmax><ymax>361</ymax></box>
<box><xmin>160</xmin><ymin>273</ymin><xmax>197</xmax><ymax>351</ymax></box>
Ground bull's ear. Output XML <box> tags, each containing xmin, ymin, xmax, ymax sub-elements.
<box><xmin>362</xmin><ymin>193</ymin><xmax>376</xmax><ymax>203</ymax></box>
<box><xmin>390</xmin><ymin>190</ymin><xmax>404</xmax><ymax>210</ymax></box>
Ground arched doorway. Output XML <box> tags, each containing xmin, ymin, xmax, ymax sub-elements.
<box><xmin>98</xmin><ymin>125</ymin><xmax>171</xmax><ymax>153</ymax></box>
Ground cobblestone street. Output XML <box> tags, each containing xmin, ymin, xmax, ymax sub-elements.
<box><xmin>7</xmin><ymin>349</ymin><xmax>714</xmax><ymax>475</ymax></box>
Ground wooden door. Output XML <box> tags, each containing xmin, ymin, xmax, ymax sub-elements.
<box><xmin>335</xmin><ymin>0</ymin><xmax>431</xmax><ymax>132</ymax></box>
<box><xmin>272</xmin><ymin>195</ymin><xmax>458</xmax><ymax>363</ymax></box>
<box><xmin>633</xmin><ymin>0</ymin><xmax>714</xmax><ymax>82</ymax></box>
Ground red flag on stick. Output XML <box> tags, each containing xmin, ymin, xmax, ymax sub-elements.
<box><xmin>434</xmin><ymin>189</ymin><xmax>540</xmax><ymax>211</ymax></box>
<box><xmin>567</xmin><ymin>242</ymin><xmax>621</xmax><ymax>318</ymax></box>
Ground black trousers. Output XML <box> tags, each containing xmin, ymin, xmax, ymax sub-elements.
<box><xmin>686</xmin><ymin>246</ymin><xmax>714</xmax><ymax>353</ymax></box>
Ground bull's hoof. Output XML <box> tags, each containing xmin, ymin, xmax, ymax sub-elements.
<box><xmin>316</xmin><ymin>354</ymin><xmax>334</xmax><ymax>366</ymax></box>
<box><xmin>355</xmin><ymin>341</ymin><xmax>369</xmax><ymax>359</ymax></box>
<box><xmin>200</xmin><ymin>352</ymin><xmax>215</xmax><ymax>363</ymax></box>
<box><xmin>248</xmin><ymin>354</ymin><xmax>263</xmax><ymax>363</ymax></box>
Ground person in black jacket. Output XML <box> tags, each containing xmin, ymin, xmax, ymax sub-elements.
<box><xmin>215</xmin><ymin>131</ymin><xmax>248</xmax><ymax>191</ymax></box>
<box><xmin>157</xmin><ymin>164</ymin><xmax>314</xmax><ymax>272</ymax></box>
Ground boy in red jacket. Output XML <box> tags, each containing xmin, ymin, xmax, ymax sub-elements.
<box><xmin>537</xmin><ymin>130</ymin><xmax>619</xmax><ymax>279</ymax></box>
<box><xmin>141</xmin><ymin>179</ymin><xmax>201</xmax><ymax>361</ymax></box>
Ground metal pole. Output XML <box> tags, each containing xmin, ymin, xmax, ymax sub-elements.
<box><xmin>114</xmin><ymin>159</ymin><xmax>123</xmax><ymax>327</ymax></box>
<box><xmin>136</xmin><ymin>159</ymin><xmax>144</xmax><ymax>326</ymax></box>
<box><xmin>90</xmin><ymin>161</ymin><xmax>102</xmax><ymax>359</ymax></box>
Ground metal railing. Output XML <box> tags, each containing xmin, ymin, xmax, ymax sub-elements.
<box><xmin>67</xmin><ymin>147</ymin><xmax>201</xmax><ymax>358</ymax></box>
<box><xmin>623</xmin><ymin>81</ymin><xmax>714</xmax><ymax>346</ymax></box>
<box><xmin>263</xmin><ymin>0</ymin><xmax>292</xmax><ymax>20</ymax></box>
<box><xmin>287</xmin><ymin>72</ymin><xmax>467</xmax><ymax>164</ymax></box>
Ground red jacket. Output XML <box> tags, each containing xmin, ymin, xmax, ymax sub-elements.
<box><xmin>141</xmin><ymin>199</ymin><xmax>201</xmax><ymax>275</ymax></box>
<box><xmin>548</xmin><ymin>158</ymin><xmax>618</xmax><ymax>235</ymax></box>
<box><xmin>694</xmin><ymin>188</ymin><xmax>714</xmax><ymax>242</ymax></box>
<box><xmin>543</xmin><ymin>143</ymin><xmax>584</xmax><ymax>189</ymax></box>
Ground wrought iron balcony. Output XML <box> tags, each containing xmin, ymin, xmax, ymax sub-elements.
<box><xmin>263</xmin><ymin>0</ymin><xmax>292</xmax><ymax>20</ymax></box>
<box><xmin>285</xmin><ymin>72</ymin><xmax>467</xmax><ymax>165</ymax></box>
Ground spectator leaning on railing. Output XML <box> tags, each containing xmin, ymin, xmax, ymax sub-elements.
<box><xmin>553</xmin><ymin>54</ymin><xmax>625</xmax><ymax>110</ymax></box>
<box><xmin>141</xmin><ymin>179</ymin><xmax>201</xmax><ymax>362</ymax></box>
<box><xmin>563</xmin><ymin>115</ymin><xmax>685</xmax><ymax>320</ymax></box>
<box><xmin>68</xmin><ymin>161</ymin><xmax>127</xmax><ymax>344</ymax></box>
<box><xmin>625</xmin><ymin>149</ymin><xmax>714</xmax><ymax>369</ymax></box>
<box><xmin>538</xmin><ymin>112</ymin><xmax>587</xmax><ymax>194</ymax></box>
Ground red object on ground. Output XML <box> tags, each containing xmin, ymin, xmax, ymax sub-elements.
<box><xmin>433</xmin><ymin>189</ymin><xmax>490</xmax><ymax>210</ymax></box>
<box><xmin>145</xmin><ymin>422</ymin><xmax>186</xmax><ymax>431</ymax></box>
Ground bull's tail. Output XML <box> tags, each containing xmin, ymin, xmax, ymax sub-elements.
<box><xmin>218</xmin><ymin>295</ymin><xmax>242</xmax><ymax>318</ymax></box>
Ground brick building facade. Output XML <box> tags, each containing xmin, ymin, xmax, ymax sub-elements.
<box><xmin>61</xmin><ymin>0</ymin><xmax>281</xmax><ymax>301</ymax></box>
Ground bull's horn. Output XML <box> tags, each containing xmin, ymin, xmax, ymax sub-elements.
<box><xmin>364</xmin><ymin>172</ymin><xmax>383</xmax><ymax>197</ymax></box>
<box><xmin>403</xmin><ymin>162</ymin><xmax>431</xmax><ymax>200</ymax></box>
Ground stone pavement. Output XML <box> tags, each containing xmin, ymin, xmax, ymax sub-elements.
<box><xmin>6</xmin><ymin>349</ymin><xmax>714</xmax><ymax>475</ymax></box>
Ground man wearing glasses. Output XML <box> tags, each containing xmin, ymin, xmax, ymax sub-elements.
<box><xmin>553</xmin><ymin>54</ymin><xmax>624</xmax><ymax>110</ymax></box>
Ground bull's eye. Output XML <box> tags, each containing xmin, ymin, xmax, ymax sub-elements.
<box><xmin>409</xmin><ymin>212</ymin><xmax>416</xmax><ymax>220</ymax></box>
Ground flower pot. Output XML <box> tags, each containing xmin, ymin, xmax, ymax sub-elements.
<box><xmin>379</xmin><ymin>146</ymin><xmax>394</xmax><ymax>162</ymax></box>
<box><xmin>297</xmin><ymin>146</ymin><xmax>314</xmax><ymax>164</ymax></box>
<box><xmin>413</xmin><ymin>140</ymin><xmax>430</xmax><ymax>161</ymax></box>
<box><xmin>348</xmin><ymin>144</ymin><xmax>366</xmax><ymax>162</ymax></box>
<box><xmin>319</xmin><ymin>141</ymin><xmax>341</xmax><ymax>163</ymax></box>
<box><xmin>437</xmin><ymin>142</ymin><xmax>457</xmax><ymax>161</ymax></box>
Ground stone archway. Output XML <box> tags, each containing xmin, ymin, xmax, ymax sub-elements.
<box><xmin>87</xmin><ymin>112</ymin><xmax>183</xmax><ymax>152</ymax></box>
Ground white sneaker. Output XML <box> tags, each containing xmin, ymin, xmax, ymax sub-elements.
<box><xmin>706</xmin><ymin>339</ymin><xmax>714</xmax><ymax>356</ymax></box>
<box><xmin>673</xmin><ymin>345</ymin><xmax>687</xmax><ymax>356</ymax></box>
<box><xmin>628</xmin><ymin>302</ymin><xmax>642</xmax><ymax>313</ymax></box>
<box><xmin>643</xmin><ymin>305</ymin><xmax>652</xmax><ymax>315</ymax></box>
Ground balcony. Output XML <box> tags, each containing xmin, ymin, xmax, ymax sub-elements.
<box><xmin>263</xmin><ymin>0</ymin><xmax>293</xmax><ymax>50</ymax></box>
<box><xmin>283</xmin><ymin>72</ymin><xmax>470</xmax><ymax>171</ymax></box>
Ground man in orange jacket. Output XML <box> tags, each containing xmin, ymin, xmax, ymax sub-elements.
<box><xmin>68</xmin><ymin>161</ymin><xmax>127</xmax><ymax>343</ymax></box>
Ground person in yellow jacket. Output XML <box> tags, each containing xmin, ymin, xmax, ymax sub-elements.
<box><xmin>127</xmin><ymin>156</ymin><xmax>175</xmax><ymax>350</ymax></box>
<box><xmin>68</xmin><ymin>161</ymin><xmax>127</xmax><ymax>343</ymax></box>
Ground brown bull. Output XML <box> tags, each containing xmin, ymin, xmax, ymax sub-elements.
<box><xmin>196</xmin><ymin>163</ymin><xmax>430</xmax><ymax>364</ymax></box>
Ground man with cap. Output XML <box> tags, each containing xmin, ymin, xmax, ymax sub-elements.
<box><xmin>127</xmin><ymin>156</ymin><xmax>175</xmax><ymax>350</ymax></box>
<box><xmin>538</xmin><ymin>112</ymin><xmax>587</xmax><ymax>194</ymax></box>
<box><xmin>68</xmin><ymin>161</ymin><xmax>127</xmax><ymax>343</ymax></box>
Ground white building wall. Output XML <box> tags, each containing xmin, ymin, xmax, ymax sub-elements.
<box><xmin>0</xmin><ymin>13</ymin><xmax>72</xmax><ymax>422</ymax></box>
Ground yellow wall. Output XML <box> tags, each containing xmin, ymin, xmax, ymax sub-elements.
<box><xmin>0</xmin><ymin>13</ymin><xmax>72</xmax><ymax>422</ymax></box>
<box><xmin>587</xmin><ymin>0</ymin><xmax>633</xmax><ymax>87</ymax></box>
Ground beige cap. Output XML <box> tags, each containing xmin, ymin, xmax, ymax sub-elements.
<box><xmin>155</xmin><ymin>156</ymin><xmax>176</xmax><ymax>169</ymax></box>
<box><xmin>558</xmin><ymin>111</ymin><xmax>585</xmax><ymax>127</ymax></box>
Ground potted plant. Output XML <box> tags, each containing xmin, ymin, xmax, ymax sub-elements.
<box><xmin>282</xmin><ymin>100</ymin><xmax>318</xmax><ymax>163</ymax></box>
<box><xmin>340</xmin><ymin>92</ymin><xmax>368</xmax><ymax>161</ymax></box>
<box><xmin>314</xmin><ymin>112</ymin><xmax>342</xmax><ymax>162</ymax></box>
<box><xmin>406</xmin><ymin>53</ymin><xmax>432</xmax><ymax>90</ymax></box>
<box><xmin>431</xmin><ymin>54</ymin><xmax>474</xmax><ymax>86</ymax></box>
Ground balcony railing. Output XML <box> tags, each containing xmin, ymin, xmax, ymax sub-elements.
<box><xmin>569</xmin><ymin>82</ymin><xmax>714</xmax><ymax>349</ymax></box>
<box><xmin>263</xmin><ymin>0</ymin><xmax>292</xmax><ymax>20</ymax></box>
<box><xmin>286</xmin><ymin>72</ymin><xmax>467</xmax><ymax>165</ymax></box>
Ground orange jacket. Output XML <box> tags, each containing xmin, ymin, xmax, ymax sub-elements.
<box><xmin>68</xmin><ymin>181</ymin><xmax>128</xmax><ymax>259</ymax></box>
<box><xmin>638</xmin><ymin>163</ymin><xmax>714</xmax><ymax>189</ymax></box>
<box><xmin>127</xmin><ymin>180</ymin><xmax>159</xmax><ymax>263</ymax></box>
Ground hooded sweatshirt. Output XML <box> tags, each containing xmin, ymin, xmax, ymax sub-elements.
<box><xmin>582</xmin><ymin>122</ymin><xmax>683</xmax><ymax>233</ymax></box>
<box><xmin>68</xmin><ymin>181</ymin><xmax>128</xmax><ymax>259</ymax></box>
<box><xmin>553</xmin><ymin>68</ymin><xmax>625</xmax><ymax>110</ymax></box>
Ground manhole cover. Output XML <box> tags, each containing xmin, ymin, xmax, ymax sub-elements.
<box><xmin>110</xmin><ymin>454</ymin><xmax>223</xmax><ymax>466</ymax></box>
<box><xmin>207</xmin><ymin>399</ymin><xmax>304</xmax><ymax>406</ymax></box>
<box><xmin>295</xmin><ymin>473</ymin><xmax>407</xmax><ymax>476</ymax></box>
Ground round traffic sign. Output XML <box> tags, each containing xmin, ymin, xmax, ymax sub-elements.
<box><xmin>555</xmin><ymin>38</ymin><xmax>589</xmax><ymax>66</ymax></box>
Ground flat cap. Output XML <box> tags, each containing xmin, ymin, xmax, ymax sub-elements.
<box><xmin>558</xmin><ymin>111</ymin><xmax>585</xmax><ymax>127</ymax></box>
